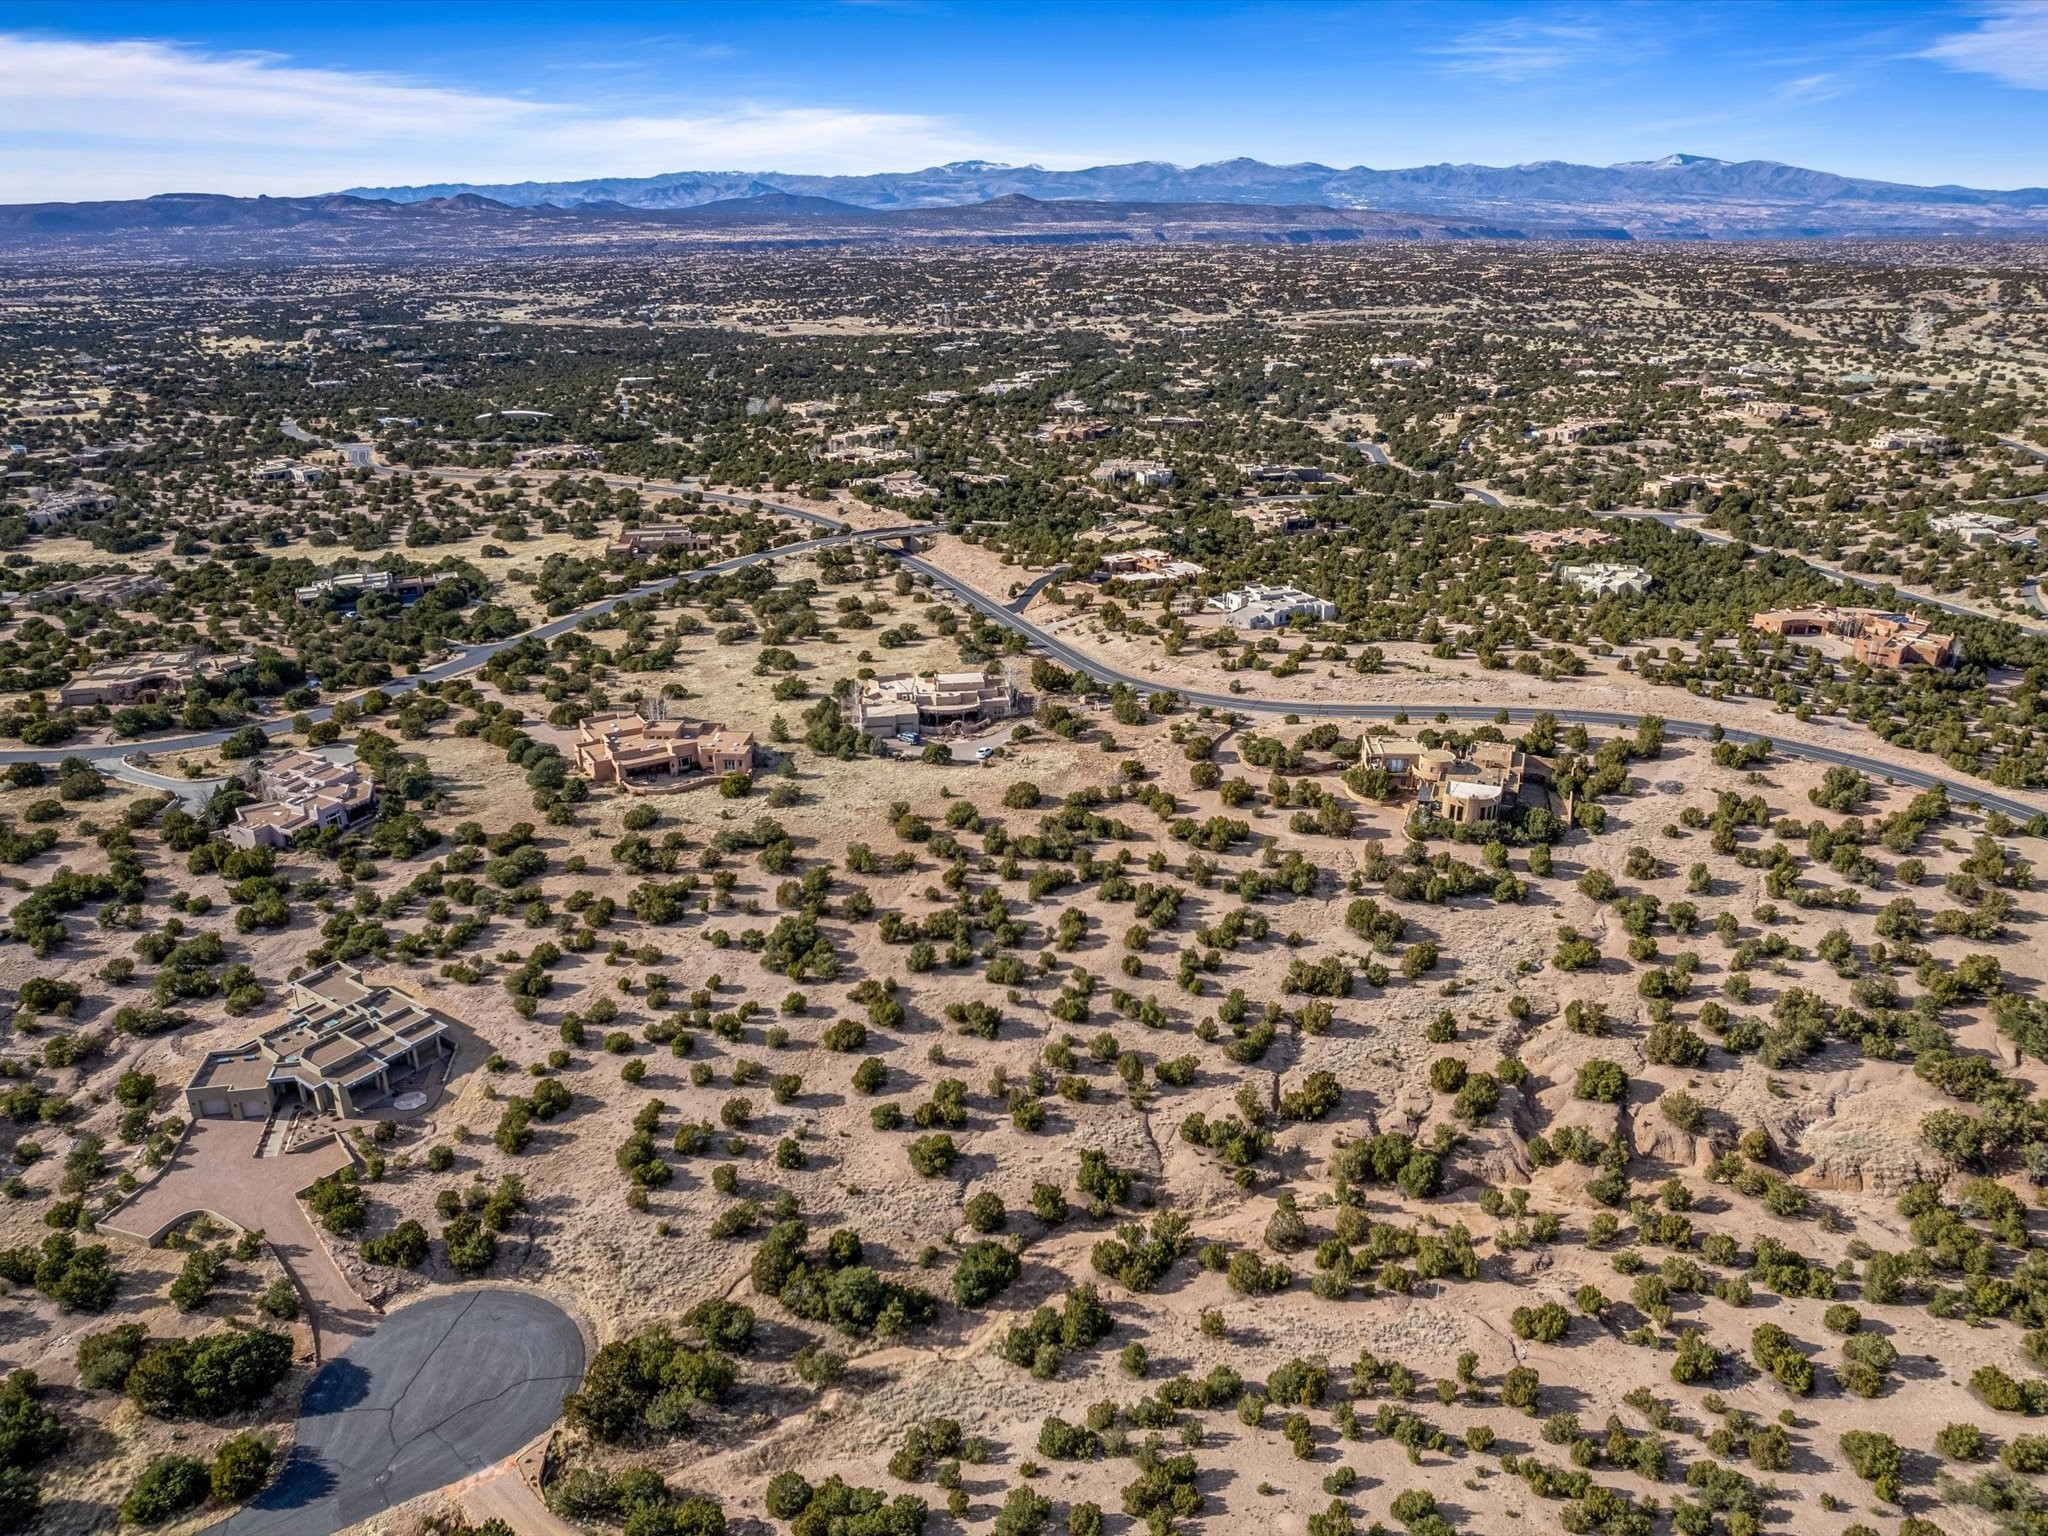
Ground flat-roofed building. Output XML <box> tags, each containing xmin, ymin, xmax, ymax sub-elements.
<box><xmin>1748</xmin><ymin>607</ymin><xmax>1835</xmax><ymax>639</ymax></box>
<box><xmin>1870</xmin><ymin>426</ymin><xmax>1953</xmax><ymax>454</ymax></box>
<box><xmin>1090</xmin><ymin>458</ymin><xmax>1173</xmax><ymax>489</ymax></box>
<box><xmin>607</xmin><ymin>524</ymin><xmax>714</xmax><ymax>558</ymax></box>
<box><xmin>511</xmin><ymin>444</ymin><xmax>601</xmax><ymax>470</ymax></box>
<box><xmin>1245</xmin><ymin>464</ymin><xmax>1345</xmax><ymax>484</ymax></box>
<box><xmin>1240</xmin><ymin>504</ymin><xmax>1319</xmax><ymax>536</ymax></box>
<box><xmin>293</xmin><ymin>570</ymin><xmax>453</xmax><ymax>607</ymax></box>
<box><xmin>251</xmin><ymin>459</ymin><xmax>330</xmax><ymax>486</ymax></box>
<box><xmin>23</xmin><ymin>487</ymin><xmax>117</xmax><ymax>529</ymax></box>
<box><xmin>1749</xmin><ymin>605</ymin><xmax>1956</xmax><ymax>671</ymax></box>
<box><xmin>827</xmin><ymin>423</ymin><xmax>897</xmax><ymax>452</ymax></box>
<box><xmin>872</xmin><ymin>470</ymin><xmax>937</xmax><ymax>499</ymax></box>
<box><xmin>1509</xmin><ymin>528</ymin><xmax>1616</xmax><ymax>557</ymax></box>
<box><xmin>1098</xmin><ymin>548</ymin><xmax>1205</xmax><ymax>585</ymax></box>
<box><xmin>58</xmin><ymin>648</ymin><xmax>242</xmax><ymax>709</ymax></box>
<box><xmin>1535</xmin><ymin>418</ymin><xmax>1619</xmax><ymax>444</ymax></box>
<box><xmin>574</xmin><ymin>709</ymin><xmax>756</xmax><ymax>786</ymax></box>
<box><xmin>1737</xmin><ymin>400</ymin><xmax>1817</xmax><ymax>423</ymax></box>
<box><xmin>1366</xmin><ymin>737</ymin><xmax>1551</xmax><ymax>827</ymax></box>
<box><xmin>1932</xmin><ymin>510</ymin><xmax>2035</xmax><ymax>548</ymax></box>
<box><xmin>1033</xmin><ymin>419</ymin><xmax>1113</xmax><ymax>443</ymax></box>
<box><xmin>1851</xmin><ymin>615</ymin><xmax>1956</xmax><ymax>671</ymax></box>
<box><xmin>852</xmin><ymin>671</ymin><xmax>1019</xmax><ymax>737</ymax></box>
<box><xmin>1428</xmin><ymin>778</ymin><xmax>1506</xmax><ymax>826</ymax></box>
<box><xmin>1355</xmin><ymin>737</ymin><xmax>1452</xmax><ymax>789</ymax></box>
<box><xmin>24</xmin><ymin>572</ymin><xmax>164</xmax><ymax>611</ymax></box>
<box><xmin>1206</xmin><ymin>583</ymin><xmax>1337</xmax><ymax>629</ymax></box>
<box><xmin>227</xmin><ymin>750</ymin><xmax>376</xmax><ymax>849</ymax></box>
<box><xmin>1561</xmin><ymin>562</ymin><xmax>1655</xmax><ymax>598</ymax></box>
<box><xmin>182</xmin><ymin>963</ymin><xmax>454</xmax><ymax>1122</ymax></box>
<box><xmin>1753</xmin><ymin>606</ymin><xmax>1957</xmax><ymax>671</ymax></box>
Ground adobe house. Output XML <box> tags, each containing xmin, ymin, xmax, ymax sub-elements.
<box><xmin>182</xmin><ymin>964</ymin><xmax>452</xmax><ymax>1121</ymax></box>
<box><xmin>574</xmin><ymin>708</ymin><xmax>757</xmax><ymax>785</ymax></box>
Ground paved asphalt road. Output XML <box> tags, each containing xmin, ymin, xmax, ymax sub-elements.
<box><xmin>1590</xmin><ymin>507</ymin><xmax>2048</xmax><ymax>639</ymax></box>
<box><xmin>205</xmin><ymin>1290</ymin><xmax>584</xmax><ymax>1536</ymax></box>
<box><xmin>891</xmin><ymin>546</ymin><xmax>2048</xmax><ymax>823</ymax></box>
<box><xmin>0</xmin><ymin>524</ymin><xmax>924</xmax><ymax>769</ymax></box>
<box><xmin>12</xmin><ymin>493</ymin><xmax>2041</xmax><ymax>823</ymax></box>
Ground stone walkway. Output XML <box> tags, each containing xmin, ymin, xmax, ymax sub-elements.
<box><xmin>106</xmin><ymin>1116</ymin><xmax>376</xmax><ymax>1354</ymax></box>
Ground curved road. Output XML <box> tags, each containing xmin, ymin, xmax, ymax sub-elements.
<box><xmin>14</xmin><ymin>495</ymin><xmax>2043</xmax><ymax>823</ymax></box>
<box><xmin>894</xmin><ymin>546</ymin><xmax>2044</xmax><ymax>822</ymax></box>
<box><xmin>0</xmin><ymin>524</ymin><xmax>926</xmax><ymax>769</ymax></box>
<box><xmin>1590</xmin><ymin>508</ymin><xmax>2048</xmax><ymax>639</ymax></box>
<box><xmin>206</xmin><ymin>1289</ymin><xmax>584</xmax><ymax>1536</ymax></box>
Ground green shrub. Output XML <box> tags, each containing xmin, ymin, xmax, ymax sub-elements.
<box><xmin>362</xmin><ymin>1220</ymin><xmax>430</xmax><ymax>1269</ymax></box>
<box><xmin>564</xmin><ymin>1327</ymin><xmax>739</xmax><ymax>1444</ymax></box>
<box><xmin>1936</xmin><ymin>1422</ymin><xmax>1986</xmax><ymax>1461</ymax></box>
<box><xmin>1840</xmin><ymin>1429</ymin><xmax>1900</xmax><ymax>1483</ymax></box>
<box><xmin>907</xmin><ymin>1134</ymin><xmax>958</xmax><ymax>1177</ymax></box>
<box><xmin>121</xmin><ymin>1455</ymin><xmax>210</xmax><ymax>1525</ymax></box>
<box><xmin>2003</xmin><ymin>1435</ymin><xmax>2048</xmax><ymax>1474</ymax></box>
<box><xmin>443</xmin><ymin>1214</ymin><xmax>497</xmax><ymax>1274</ymax></box>
<box><xmin>210</xmin><ymin>1433</ymin><xmax>274</xmax><ymax>1500</ymax></box>
<box><xmin>75</xmin><ymin>1323</ymin><xmax>149</xmax><ymax>1391</ymax></box>
<box><xmin>0</xmin><ymin>1371</ymin><xmax>65</xmax><ymax>1477</ymax></box>
<box><xmin>0</xmin><ymin>1466</ymin><xmax>39</xmax><ymax>1534</ymax></box>
<box><xmin>1574</xmin><ymin>1059</ymin><xmax>1629</xmax><ymax>1104</ymax></box>
<box><xmin>954</xmin><ymin>1241</ymin><xmax>1023</xmax><ymax>1308</ymax></box>
<box><xmin>126</xmin><ymin>1329</ymin><xmax>293</xmax><ymax>1418</ymax></box>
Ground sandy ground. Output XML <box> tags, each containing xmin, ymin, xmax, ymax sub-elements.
<box><xmin>929</xmin><ymin>554</ymin><xmax>2048</xmax><ymax>824</ymax></box>
<box><xmin>4</xmin><ymin>555</ymin><xmax>2047</xmax><ymax>1535</ymax></box>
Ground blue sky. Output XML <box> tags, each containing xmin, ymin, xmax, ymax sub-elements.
<box><xmin>5</xmin><ymin>1</ymin><xmax>2048</xmax><ymax>201</ymax></box>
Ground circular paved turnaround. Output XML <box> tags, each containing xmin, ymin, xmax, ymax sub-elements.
<box><xmin>206</xmin><ymin>1289</ymin><xmax>584</xmax><ymax>1536</ymax></box>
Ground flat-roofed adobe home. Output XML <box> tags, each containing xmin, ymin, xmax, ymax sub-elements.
<box><xmin>56</xmin><ymin>648</ymin><xmax>245</xmax><ymax>709</ymax></box>
<box><xmin>1417</xmin><ymin>743</ymin><xmax>1550</xmax><ymax>827</ymax></box>
<box><xmin>851</xmin><ymin>671</ymin><xmax>1020</xmax><ymax>737</ymax></box>
<box><xmin>574</xmin><ymin>708</ymin><xmax>756</xmax><ymax>786</ymax></box>
<box><xmin>1355</xmin><ymin>736</ymin><xmax>1455</xmax><ymax>791</ymax></box>
<box><xmin>1356</xmin><ymin>736</ymin><xmax>1552</xmax><ymax>827</ymax></box>
<box><xmin>1749</xmin><ymin>606</ymin><xmax>1956</xmax><ymax>671</ymax></box>
<box><xmin>293</xmin><ymin>570</ymin><xmax>454</xmax><ymax>608</ymax></box>
<box><xmin>226</xmin><ymin>750</ymin><xmax>376</xmax><ymax>849</ymax></box>
<box><xmin>182</xmin><ymin>964</ymin><xmax>453</xmax><ymax>1121</ymax></box>
<box><xmin>1097</xmin><ymin>548</ymin><xmax>1206</xmax><ymax>585</ymax></box>
<box><xmin>606</xmin><ymin>524</ymin><xmax>714</xmax><ymax>558</ymax></box>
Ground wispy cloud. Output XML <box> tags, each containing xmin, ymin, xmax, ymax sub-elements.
<box><xmin>1924</xmin><ymin>1</ymin><xmax>2048</xmax><ymax>90</ymax></box>
<box><xmin>1430</xmin><ymin>16</ymin><xmax>1605</xmax><ymax>82</ymax></box>
<box><xmin>0</xmin><ymin>32</ymin><xmax>1010</xmax><ymax>201</ymax></box>
<box><xmin>1778</xmin><ymin>72</ymin><xmax>1845</xmax><ymax>103</ymax></box>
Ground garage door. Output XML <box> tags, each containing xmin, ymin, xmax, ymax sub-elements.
<box><xmin>201</xmin><ymin>1098</ymin><xmax>229</xmax><ymax>1117</ymax></box>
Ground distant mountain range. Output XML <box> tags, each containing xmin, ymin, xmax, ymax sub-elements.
<box><xmin>3</xmin><ymin>154</ymin><xmax>2046</xmax><ymax>263</ymax></box>
<box><xmin>0</xmin><ymin>190</ymin><xmax>1618</xmax><ymax>263</ymax></box>
<box><xmin>342</xmin><ymin>154</ymin><xmax>2048</xmax><ymax>239</ymax></box>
